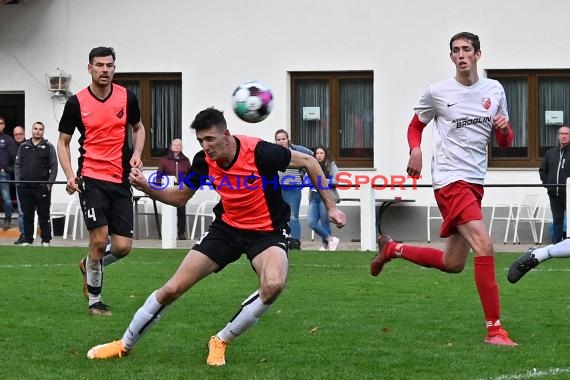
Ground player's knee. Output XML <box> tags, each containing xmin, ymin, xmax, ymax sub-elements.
<box><xmin>445</xmin><ymin>263</ymin><xmax>465</xmax><ymax>273</ymax></box>
<box><xmin>158</xmin><ymin>283</ymin><xmax>185</xmax><ymax>304</ymax></box>
<box><xmin>91</xmin><ymin>240</ymin><xmax>109</xmax><ymax>255</ymax></box>
<box><xmin>111</xmin><ymin>245</ymin><xmax>131</xmax><ymax>258</ymax></box>
<box><xmin>260</xmin><ymin>278</ymin><xmax>286</xmax><ymax>304</ymax></box>
<box><xmin>442</xmin><ymin>256</ymin><xmax>467</xmax><ymax>273</ymax></box>
<box><xmin>109</xmin><ymin>240</ymin><xmax>133</xmax><ymax>257</ymax></box>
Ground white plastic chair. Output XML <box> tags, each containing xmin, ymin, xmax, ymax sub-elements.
<box><xmin>190</xmin><ymin>197</ymin><xmax>219</xmax><ymax>240</ymax></box>
<box><xmin>61</xmin><ymin>195</ymin><xmax>80</xmax><ymax>239</ymax></box>
<box><xmin>489</xmin><ymin>202</ymin><xmax>516</xmax><ymax>244</ymax></box>
<box><xmin>426</xmin><ymin>204</ymin><xmax>443</xmax><ymax>243</ymax></box>
<box><xmin>185</xmin><ymin>188</ymin><xmax>219</xmax><ymax>237</ymax></box>
<box><xmin>511</xmin><ymin>194</ymin><xmax>543</xmax><ymax>244</ymax></box>
<box><xmin>537</xmin><ymin>195</ymin><xmax>553</xmax><ymax>245</ymax></box>
<box><xmin>132</xmin><ymin>188</ymin><xmax>154</xmax><ymax>238</ymax></box>
<box><xmin>71</xmin><ymin>199</ymin><xmax>85</xmax><ymax>240</ymax></box>
<box><xmin>33</xmin><ymin>206</ymin><xmax>66</xmax><ymax>239</ymax></box>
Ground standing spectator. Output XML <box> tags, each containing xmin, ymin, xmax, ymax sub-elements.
<box><xmin>12</xmin><ymin>125</ymin><xmax>26</xmax><ymax>244</ymax></box>
<box><xmin>370</xmin><ymin>32</ymin><xmax>517</xmax><ymax>346</ymax></box>
<box><xmin>307</xmin><ymin>145</ymin><xmax>340</xmax><ymax>251</ymax></box>
<box><xmin>157</xmin><ymin>138</ymin><xmax>191</xmax><ymax>240</ymax></box>
<box><xmin>57</xmin><ymin>46</ymin><xmax>146</xmax><ymax>316</ymax></box>
<box><xmin>274</xmin><ymin>129</ymin><xmax>313</xmax><ymax>250</ymax></box>
<box><xmin>14</xmin><ymin>122</ymin><xmax>58</xmax><ymax>246</ymax></box>
<box><xmin>539</xmin><ymin>125</ymin><xmax>570</xmax><ymax>244</ymax></box>
<box><xmin>0</xmin><ymin>116</ymin><xmax>17</xmax><ymax>230</ymax></box>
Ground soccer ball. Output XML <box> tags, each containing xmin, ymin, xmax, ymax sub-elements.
<box><xmin>231</xmin><ymin>81</ymin><xmax>273</xmax><ymax>123</ymax></box>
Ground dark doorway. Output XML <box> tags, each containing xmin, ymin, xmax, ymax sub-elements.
<box><xmin>0</xmin><ymin>92</ymin><xmax>25</xmax><ymax>218</ymax></box>
<box><xmin>0</xmin><ymin>92</ymin><xmax>25</xmax><ymax>135</ymax></box>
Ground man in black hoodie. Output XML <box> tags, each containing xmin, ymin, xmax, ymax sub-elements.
<box><xmin>539</xmin><ymin>125</ymin><xmax>570</xmax><ymax>244</ymax></box>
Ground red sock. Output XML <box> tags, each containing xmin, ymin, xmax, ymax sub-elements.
<box><xmin>474</xmin><ymin>256</ymin><xmax>501</xmax><ymax>333</ymax></box>
<box><xmin>390</xmin><ymin>244</ymin><xmax>446</xmax><ymax>271</ymax></box>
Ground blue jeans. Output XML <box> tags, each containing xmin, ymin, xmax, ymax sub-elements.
<box><xmin>307</xmin><ymin>191</ymin><xmax>331</xmax><ymax>244</ymax></box>
<box><xmin>0</xmin><ymin>171</ymin><xmax>12</xmax><ymax>223</ymax></box>
<box><xmin>281</xmin><ymin>187</ymin><xmax>302</xmax><ymax>240</ymax></box>
<box><xmin>549</xmin><ymin>195</ymin><xmax>566</xmax><ymax>244</ymax></box>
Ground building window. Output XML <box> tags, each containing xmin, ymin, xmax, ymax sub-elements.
<box><xmin>487</xmin><ymin>70</ymin><xmax>570</xmax><ymax>168</ymax></box>
<box><xmin>290</xmin><ymin>71</ymin><xmax>373</xmax><ymax>168</ymax></box>
<box><xmin>114</xmin><ymin>73</ymin><xmax>182</xmax><ymax>167</ymax></box>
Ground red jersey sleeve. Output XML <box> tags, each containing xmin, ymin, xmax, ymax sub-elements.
<box><xmin>407</xmin><ymin>114</ymin><xmax>427</xmax><ymax>150</ymax></box>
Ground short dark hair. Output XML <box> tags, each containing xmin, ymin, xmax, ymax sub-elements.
<box><xmin>89</xmin><ymin>46</ymin><xmax>116</xmax><ymax>64</ymax></box>
<box><xmin>190</xmin><ymin>107</ymin><xmax>227</xmax><ymax>132</ymax></box>
<box><xmin>449</xmin><ymin>32</ymin><xmax>480</xmax><ymax>53</ymax></box>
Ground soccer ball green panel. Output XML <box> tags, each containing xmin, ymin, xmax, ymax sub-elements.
<box><xmin>232</xmin><ymin>81</ymin><xmax>273</xmax><ymax>123</ymax></box>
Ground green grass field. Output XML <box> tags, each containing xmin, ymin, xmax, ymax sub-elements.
<box><xmin>1</xmin><ymin>246</ymin><xmax>570</xmax><ymax>380</ymax></box>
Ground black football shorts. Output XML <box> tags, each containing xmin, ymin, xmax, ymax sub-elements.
<box><xmin>78</xmin><ymin>176</ymin><xmax>134</xmax><ymax>238</ymax></box>
<box><xmin>193</xmin><ymin>220</ymin><xmax>288</xmax><ymax>271</ymax></box>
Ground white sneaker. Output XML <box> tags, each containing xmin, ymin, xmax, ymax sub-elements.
<box><xmin>41</xmin><ymin>242</ymin><xmax>50</xmax><ymax>247</ymax></box>
<box><xmin>328</xmin><ymin>237</ymin><xmax>340</xmax><ymax>251</ymax></box>
<box><xmin>318</xmin><ymin>246</ymin><xmax>328</xmax><ymax>251</ymax></box>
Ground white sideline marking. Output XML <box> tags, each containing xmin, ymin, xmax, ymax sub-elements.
<box><xmin>0</xmin><ymin>262</ymin><xmax>348</xmax><ymax>270</ymax></box>
<box><xmin>0</xmin><ymin>262</ymin><xmax>166</xmax><ymax>269</ymax></box>
<box><xmin>481</xmin><ymin>367</ymin><xmax>570</xmax><ymax>380</ymax></box>
<box><xmin>0</xmin><ymin>263</ymin><xmax>69</xmax><ymax>268</ymax></box>
<box><xmin>1</xmin><ymin>263</ymin><xmax>570</xmax><ymax>271</ymax></box>
<box><xmin>500</xmin><ymin>267</ymin><xmax>570</xmax><ymax>273</ymax></box>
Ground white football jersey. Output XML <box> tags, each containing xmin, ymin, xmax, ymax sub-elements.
<box><xmin>414</xmin><ymin>77</ymin><xmax>509</xmax><ymax>189</ymax></box>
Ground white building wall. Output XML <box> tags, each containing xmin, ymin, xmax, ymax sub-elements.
<box><xmin>0</xmin><ymin>0</ymin><xmax>567</xmax><ymax>210</ymax></box>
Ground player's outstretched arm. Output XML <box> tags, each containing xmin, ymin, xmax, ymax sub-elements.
<box><xmin>289</xmin><ymin>151</ymin><xmax>346</xmax><ymax>228</ymax></box>
<box><xmin>129</xmin><ymin>167</ymin><xmax>194</xmax><ymax>207</ymax></box>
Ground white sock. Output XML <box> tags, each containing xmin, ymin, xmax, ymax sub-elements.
<box><xmin>86</xmin><ymin>256</ymin><xmax>103</xmax><ymax>306</ymax></box>
<box><xmin>534</xmin><ymin>239</ymin><xmax>570</xmax><ymax>262</ymax></box>
<box><xmin>121</xmin><ymin>291</ymin><xmax>169</xmax><ymax>350</ymax></box>
<box><xmin>217</xmin><ymin>290</ymin><xmax>270</xmax><ymax>343</ymax></box>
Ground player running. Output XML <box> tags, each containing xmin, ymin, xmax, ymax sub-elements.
<box><xmin>57</xmin><ymin>46</ymin><xmax>145</xmax><ymax>316</ymax></box>
<box><xmin>370</xmin><ymin>32</ymin><xmax>517</xmax><ymax>346</ymax></box>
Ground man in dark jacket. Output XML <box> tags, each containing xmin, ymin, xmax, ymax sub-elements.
<box><xmin>15</xmin><ymin>121</ymin><xmax>58</xmax><ymax>246</ymax></box>
<box><xmin>0</xmin><ymin>116</ymin><xmax>18</xmax><ymax>230</ymax></box>
<box><xmin>13</xmin><ymin>126</ymin><xmax>26</xmax><ymax>244</ymax></box>
<box><xmin>157</xmin><ymin>138</ymin><xmax>191</xmax><ymax>239</ymax></box>
<box><xmin>539</xmin><ymin>125</ymin><xmax>570</xmax><ymax>243</ymax></box>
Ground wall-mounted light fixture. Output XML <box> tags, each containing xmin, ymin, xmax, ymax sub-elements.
<box><xmin>46</xmin><ymin>68</ymin><xmax>71</xmax><ymax>97</ymax></box>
